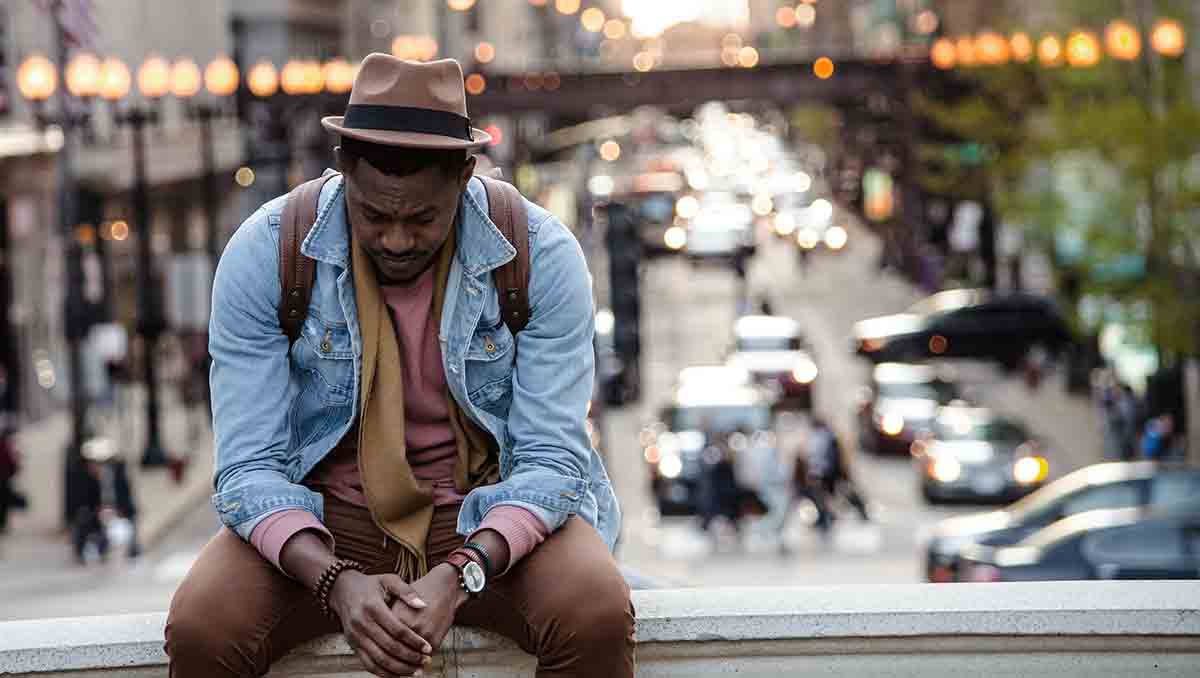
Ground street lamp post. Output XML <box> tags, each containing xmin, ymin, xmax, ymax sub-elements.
<box><xmin>17</xmin><ymin>26</ymin><xmax>94</xmax><ymax>522</ymax></box>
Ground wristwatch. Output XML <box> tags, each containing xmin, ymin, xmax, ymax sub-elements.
<box><xmin>446</xmin><ymin>550</ymin><xmax>487</xmax><ymax>597</ymax></box>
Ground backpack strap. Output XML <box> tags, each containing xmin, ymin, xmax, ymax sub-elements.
<box><xmin>279</xmin><ymin>174</ymin><xmax>336</xmax><ymax>344</ymax></box>
<box><xmin>478</xmin><ymin>175</ymin><xmax>531</xmax><ymax>335</ymax></box>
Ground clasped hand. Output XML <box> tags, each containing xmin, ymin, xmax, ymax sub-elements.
<box><xmin>330</xmin><ymin>565</ymin><xmax>465</xmax><ymax>677</ymax></box>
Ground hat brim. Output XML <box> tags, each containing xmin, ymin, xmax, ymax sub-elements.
<box><xmin>322</xmin><ymin>116</ymin><xmax>492</xmax><ymax>150</ymax></box>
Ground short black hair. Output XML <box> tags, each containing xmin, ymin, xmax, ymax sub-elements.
<box><xmin>339</xmin><ymin>135</ymin><xmax>468</xmax><ymax>178</ymax></box>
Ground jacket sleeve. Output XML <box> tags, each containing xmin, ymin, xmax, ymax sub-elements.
<box><xmin>459</xmin><ymin>211</ymin><xmax>594</xmax><ymax>534</ymax></box>
<box><xmin>208</xmin><ymin>207</ymin><xmax>325</xmax><ymax>540</ymax></box>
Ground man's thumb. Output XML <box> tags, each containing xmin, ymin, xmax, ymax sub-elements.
<box><xmin>379</xmin><ymin>574</ymin><xmax>426</xmax><ymax>608</ymax></box>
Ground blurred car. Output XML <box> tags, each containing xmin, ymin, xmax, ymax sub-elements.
<box><xmin>642</xmin><ymin>377</ymin><xmax>775</xmax><ymax>516</ymax></box>
<box><xmin>684</xmin><ymin>195</ymin><xmax>756</xmax><ymax>263</ymax></box>
<box><xmin>853</xmin><ymin>289</ymin><xmax>1072</xmax><ymax>368</ymax></box>
<box><xmin>724</xmin><ymin>315</ymin><xmax>817</xmax><ymax>410</ymax></box>
<box><xmin>911</xmin><ymin>407</ymin><xmax>1048</xmax><ymax>504</ymax></box>
<box><xmin>856</xmin><ymin>363</ymin><xmax>961</xmax><ymax>455</ymax></box>
<box><xmin>675</xmin><ymin>364</ymin><xmax>754</xmax><ymax>389</ymax></box>
<box><xmin>956</xmin><ymin>503</ymin><xmax>1200</xmax><ymax>582</ymax></box>
<box><xmin>617</xmin><ymin>172</ymin><xmax>687</xmax><ymax>258</ymax></box>
<box><xmin>922</xmin><ymin>461</ymin><xmax>1200</xmax><ymax>582</ymax></box>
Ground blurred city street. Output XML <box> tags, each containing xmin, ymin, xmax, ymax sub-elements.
<box><xmin>1</xmin><ymin>0</ymin><xmax>1198</xmax><ymax>635</ymax></box>
<box><xmin>0</xmin><ymin>210</ymin><xmax>1107</xmax><ymax>619</ymax></box>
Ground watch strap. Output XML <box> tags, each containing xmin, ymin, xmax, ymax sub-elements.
<box><xmin>461</xmin><ymin>541</ymin><xmax>493</xmax><ymax>577</ymax></box>
<box><xmin>446</xmin><ymin>550</ymin><xmax>484</xmax><ymax>596</ymax></box>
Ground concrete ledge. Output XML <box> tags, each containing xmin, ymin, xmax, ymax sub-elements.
<box><xmin>2</xmin><ymin>582</ymin><xmax>1199</xmax><ymax>677</ymax></box>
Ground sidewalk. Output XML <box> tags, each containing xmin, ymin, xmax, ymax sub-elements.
<box><xmin>0</xmin><ymin>382</ymin><xmax>214</xmax><ymax>571</ymax></box>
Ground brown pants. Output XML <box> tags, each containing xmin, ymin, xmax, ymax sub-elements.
<box><xmin>165</xmin><ymin>496</ymin><xmax>634</xmax><ymax>677</ymax></box>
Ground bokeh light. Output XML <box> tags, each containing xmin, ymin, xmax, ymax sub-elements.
<box><xmin>137</xmin><ymin>56</ymin><xmax>170</xmax><ymax>98</ymax></box>
<box><xmin>1151</xmin><ymin>18</ymin><xmax>1186</xmax><ymax>57</ymax></box>
<box><xmin>1104</xmin><ymin>20</ymin><xmax>1141</xmax><ymax>60</ymax></box>
<box><xmin>930</xmin><ymin>38</ymin><xmax>956</xmax><ymax>69</ymax></box>
<box><xmin>1037</xmin><ymin>34</ymin><xmax>1063</xmax><ymax>66</ymax></box>
<box><xmin>247</xmin><ymin>61</ymin><xmax>278</xmax><ymax>97</ymax></box>
<box><xmin>813</xmin><ymin>57</ymin><xmax>835</xmax><ymax>79</ymax></box>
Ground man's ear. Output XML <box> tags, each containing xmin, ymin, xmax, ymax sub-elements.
<box><xmin>459</xmin><ymin>154</ymin><xmax>477</xmax><ymax>190</ymax></box>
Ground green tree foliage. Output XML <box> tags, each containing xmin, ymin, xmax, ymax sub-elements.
<box><xmin>919</xmin><ymin>0</ymin><xmax>1200</xmax><ymax>359</ymax></box>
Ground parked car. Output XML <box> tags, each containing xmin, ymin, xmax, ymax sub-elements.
<box><xmin>725</xmin><ymin>315</ymin><xmax>817</xmax><ymax>410</ymax></box>
<box><xmin>642</xmin><ymin>376</ymin><xmax>775</xmax><ymax>516</ymax></box>
<box><xmin>912</xmin><ymin>406</ymin><xmax>1048</xmax><ymax>504</ymax></box>
<box><xmin>853</xmin><ymin>289</ymin><xmax>1072</xmax><ymax>368</ymax></box>
<box><xmin>857</xmin><ymin>363</ymin><xmax>961</xmax><ymax>455</ymax></box>
<box><xmin>922</xmin><ymin>461</ymin><xmax>1200</xmax><ymax>582</ymax></box>
<box><xmin>956</xmin><ymin>503</ymin><xmax>1200</xmax><ymax>582</ymax></box>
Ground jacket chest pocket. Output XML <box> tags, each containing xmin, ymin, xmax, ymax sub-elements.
<box><xmin>292</xmin><ymin>318</ymin><xmax>355</xmax><ymax>406</ymax></box>
<box><xmin>465</xmin><ymin>320</ymin><xmax>515</xmax><ymax>412</ymax></box>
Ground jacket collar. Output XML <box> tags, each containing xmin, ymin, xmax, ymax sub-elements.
<box><xmin>302</xmin><ymin>173</ymin><xmax>516</xmax><ymax>277</ymax></box>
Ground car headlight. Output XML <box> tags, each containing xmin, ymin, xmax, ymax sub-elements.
<box><xmin>658</xmin><ymin>454</ymin><xmax>683</xmax><ymax>479</ymax></box>
<box><xmin>880</xmin><ymin>412</ymin><xmax>905</xmax><ymax>436</ymax></box>
<box><xmin>824</xmin><ymin>225</ymin><xmax>848</xmax><ymax>250</ymax></box>
<box><xmin>664</xmin><ymin>226</ymin><xmax>687</xmax><ymax>250</ymax></box>
<box><xmin>1013</xmin><ymin>456</ymin><xmax>1048</xmax><ymax>485</ymax></box>
<box><xmin>929</xmin><ymin>455</ymin><xmax>962</xmax><ymax>483</ymax></box>
<box><xmin>797</xmin><ymin>227</ymin><xmax>819</xmax><ymax>249</ymax></box>
<box><xmin>774</xmin><ymin>212</ymin><xmax>797</xmax><ymax>236</ymax></box>
<box><xmin>791</xmin><ymin>359</ymin><xmax>818</xmax><ymax>384</ymax></box>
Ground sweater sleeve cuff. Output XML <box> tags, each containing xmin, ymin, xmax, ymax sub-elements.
<box><xmin>249</xmin><ymin>509</ymin><xmax>334</xmax><ymax>574</ymax></box>
<box><xmin>471</xmin><ymin>506</ymin><xmax>550</xmax><ymax>575</ymax></box>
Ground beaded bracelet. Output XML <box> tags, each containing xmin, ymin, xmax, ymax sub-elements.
<box><xmin>314</xmin><ymin>558</ymin><xmax>365</xmax><ymax>619</ymax></box>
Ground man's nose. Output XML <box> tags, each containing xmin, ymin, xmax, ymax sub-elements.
<box><xmin>380</xmin><ymin>226</ymin><xmax>416</xmax><ymax>253</ymax></box>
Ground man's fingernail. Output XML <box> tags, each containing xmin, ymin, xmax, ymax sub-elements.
<box><xmin>411</xmin><ymin>597</ymin><xmax>427</xmax><ymax>608</ymax></box>
<box><xmin>414</xmin><ymin>671</ymin><xmax>423</xmax><ymax>678</ymax></box>
<box><xmin>423</xmin><ymin>643</ymin><xmax>432</xmax><ymax>654</ymax></box>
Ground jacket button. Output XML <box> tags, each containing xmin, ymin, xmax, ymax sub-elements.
<box><xmin>288</xmin><ymin>309</ymin><xmax>299</xmax><ymax>317</ymax></box>
<box><xmin>290</xmin><ymin>289</ymin><xmax>301</xmax><ymax>299</ymax></box>
<box><xmin>484</xmin><ymin>337</ymin><xmax>496</xmax><ymax>354</ymax></box>
<box><xmin>508</xmin><ymin>291</ymin><xmax>518</xmax><ymax>301</ymax></box>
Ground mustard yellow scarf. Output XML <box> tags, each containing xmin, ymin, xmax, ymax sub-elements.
<box><xmin>351</xmin><ymin>221</ymin><xmax>498</xmax><ymax>581</ymax></box>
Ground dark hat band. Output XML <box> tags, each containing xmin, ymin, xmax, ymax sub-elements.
<box><xmin>342</xmin><ymin>104</ymin><xmax>472</xmax><ymax>140</ymax></box>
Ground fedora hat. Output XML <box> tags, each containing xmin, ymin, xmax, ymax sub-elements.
<box><xmin>322</xmin><ymin>53</ymin><xmax>491</xmax><ymax>149</ymax></box>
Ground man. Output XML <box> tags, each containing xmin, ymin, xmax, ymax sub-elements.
<box><xmin>805</xmin><ymin>417</ymin><xmax>869</xmax><ymax>531</ymax></box>
<box><xmin>165</xmin><ymin>54</ymin><xmax>632</xmax><ymax>678</ymax></box>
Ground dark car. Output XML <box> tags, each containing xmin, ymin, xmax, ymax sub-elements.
<box><xmin>912</xmin><ymin>406</ymin><xmax>1048</xmax><ymax>504</ymax></box>
<box><xmin>956</xmin><ymin>504</ymin><xmax>1200</xmax><ymax>582</ymax></box>
<box><xmin>922</xmin><ymin>461</ymin><xmax>1200</xmax><ymax>582</ymax></box>
<box><xmin>853</xmin><ymin>289</ymin><xmax>1072</xmax><ymax>368</ymax></box>
<box><xmin>725</xmin><ymin>315</ymin><xmax>818</xmax><ymax>410</ymax></box>
<box><xmin>857</xmin><ymin>363</ymin><xmax>960</xmax><ymax>455</ymax></box>
<box><xmin>641</xmin><ymin>375</ymin><xmax>775</xmax><ymax>516</ymax></box>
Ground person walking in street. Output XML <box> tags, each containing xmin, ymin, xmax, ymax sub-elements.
<box><xmin>698</xmin><ymin>435</ymin><xmax>744</xmax><ymax>537</ymax></box>
<box><xmin>165</xmin><ymin>55</ymin><xmax>632</xmax><ymax>678</ymax></box>
<box><xmin>805</xmin><ymin>418</ymin><xmax>870</xmax><ymax>529</ymax></box>
<box><xmin>0</xmin><ymin>426</ymin><xmax>26</xmax><ymax>535</ymax></box>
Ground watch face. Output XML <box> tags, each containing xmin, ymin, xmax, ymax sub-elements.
<box><xmin>462</xmin><ymin>561</ymin><xmax>486</xmax><ymax>593</ymax></box>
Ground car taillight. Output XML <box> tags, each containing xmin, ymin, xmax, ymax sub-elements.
<box><xmin>965</xmin><ymin>564</ymin><xmax>1003</xmax><ymax>583</ymax></box>
<box><xmin>929</xmin><ymin>565</ymin><xmax>954</xmax><ymax>583</ymax></box>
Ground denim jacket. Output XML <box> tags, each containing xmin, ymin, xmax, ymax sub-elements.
<box><xmin>208</xmin><ymin>174</ymin><xmax>620</xmax><ymax>551</ymax></box>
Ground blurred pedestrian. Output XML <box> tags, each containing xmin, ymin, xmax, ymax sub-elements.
<box><xmin>1115</xmin><ymin>384</ymin><xmax>1140</xmax><ymax>461</ymax></box>
<box><xmin>806</xmin><ymin>418</ymin><xmax>870</xmax><ymax>527</ymax></box>
<box><xmin>698</xmin><ymin>436</ymin><xmax>743</xmax><ymax>536</ymax></box>
<box><xmin>1140</xmin><ymin>414</ymin><xmax>1177</xmax><ymax>461</ymax></box>
<box><xmin>0</xmin><ymin>426</ymin><xmax>26</xmax><ymax>534</ymax></box>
